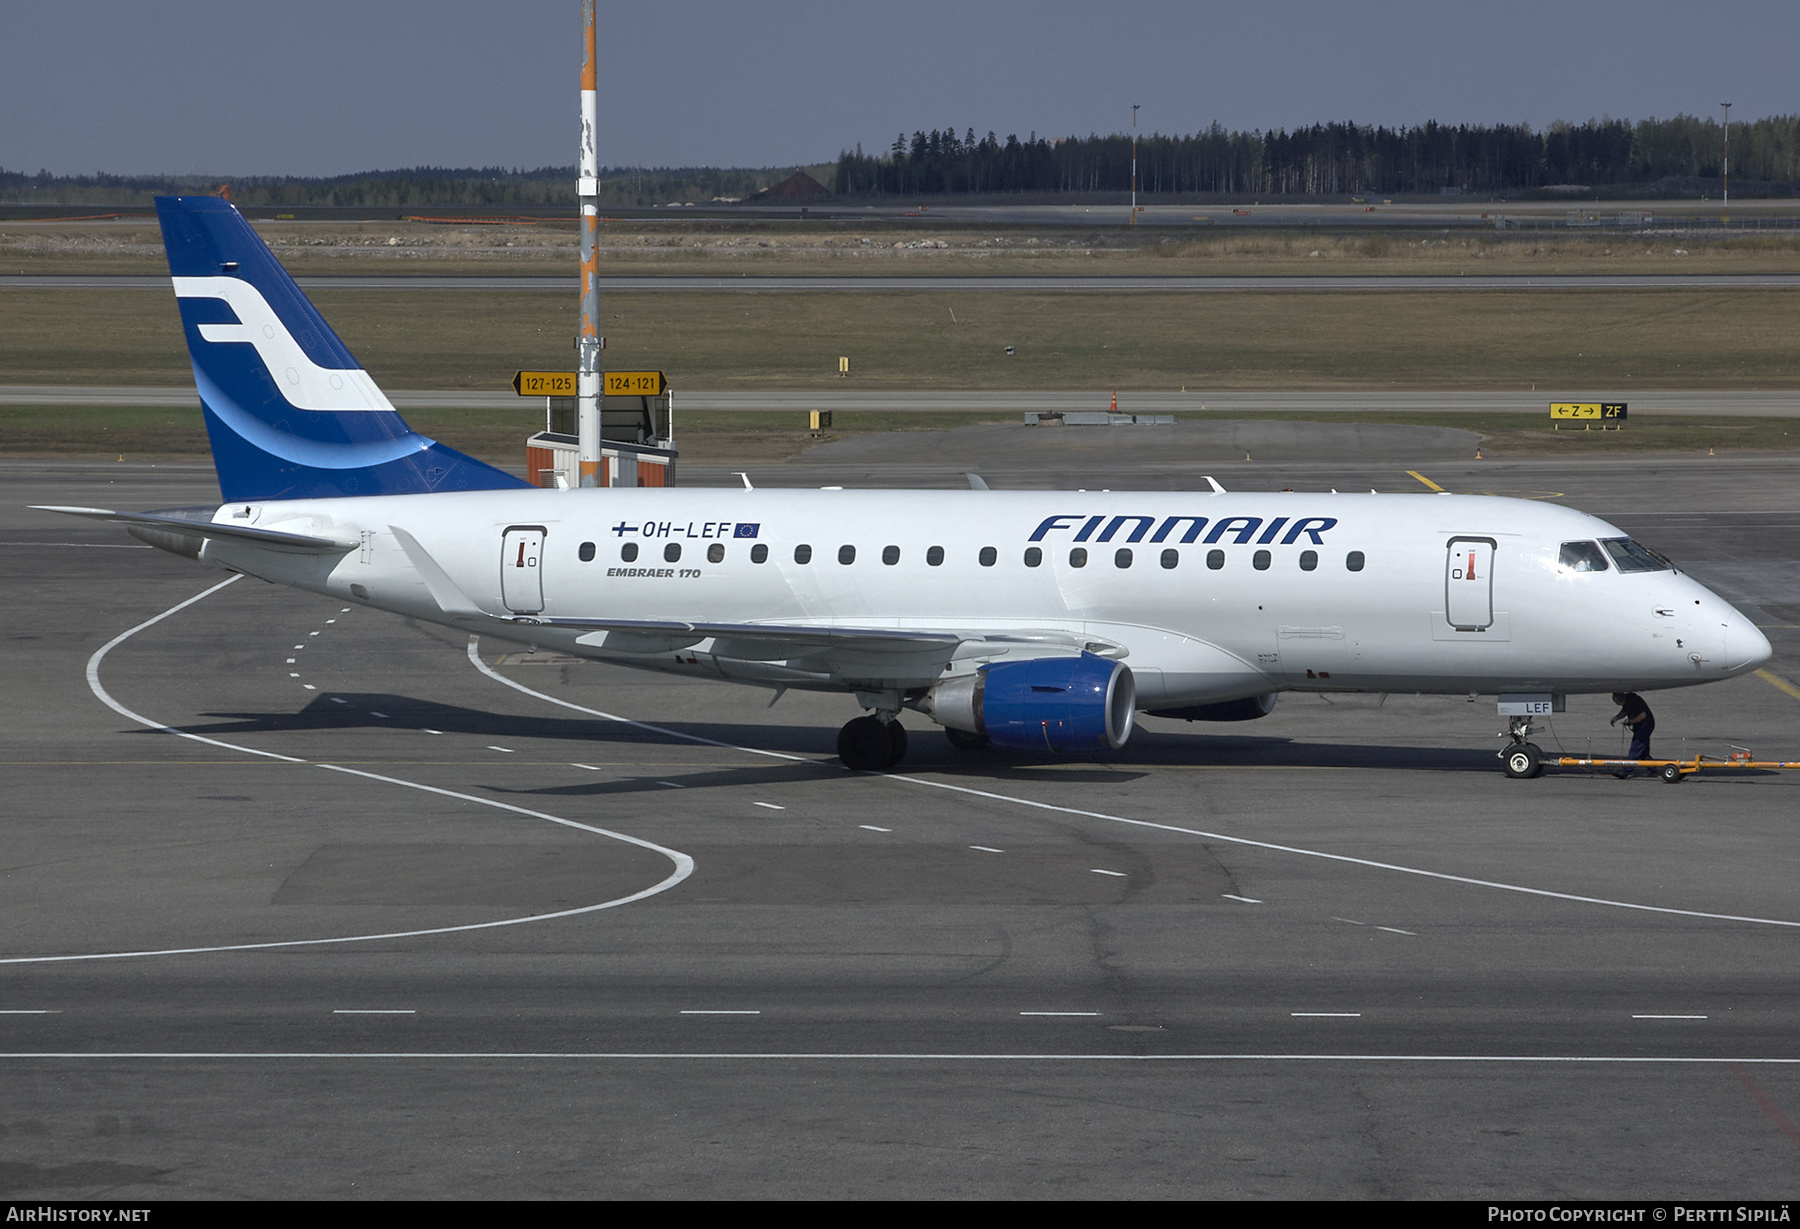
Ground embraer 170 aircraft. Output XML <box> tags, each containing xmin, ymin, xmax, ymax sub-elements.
<box><xmin>39</xmin><ymin>197</ymin><xmax>1773</xmax><ymax>775</ymax></box>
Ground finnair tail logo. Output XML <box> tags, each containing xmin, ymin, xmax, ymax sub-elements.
<box><xmin>170</xmin><ymin>276</ymin><xmax>395</xmax><ymax>414</ymax></box>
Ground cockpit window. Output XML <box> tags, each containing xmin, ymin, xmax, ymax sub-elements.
<box><xmin>1600</xmin><ymin>537</ymin><xmax>1674</xmax><ymax>573</ymax></box>
<box><xmin>1559</xmin><ymin>541</ymin><xmax>1610</xmax><ymax>572</ymax></box>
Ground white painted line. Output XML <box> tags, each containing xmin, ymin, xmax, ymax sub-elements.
<box><xmin>1021</xmin><ymin>1012</ymin><xmax>1100</xmax><ymax>1017</ymax></box>
<box><xmin>309</xmin><ymin>632</ymin><xmax>319</xmax><ymax>637</ymax></box>
<box><xmin>286</xmin><ymin>658</ymin><xmax>295</xmax><ymax>664</ymax></box>
<box><xmin>656</xmin><ymin>781</ymin><xmax>683</xmax><ymax>788</ymax></box>
<box><xmin>970</xmin><ymin>845</ymin><xmax>1004</xmax><ymax>853</ymax></box>
<box><xmin>572</xmin><ymin>764</ymin><xmax>600</xmax><ymax>771</ymax></box>
<box><xmin>341</xmin><ymin>608</ymin><xmax>350</xmax><ymax>613</ymax></box>
<box><xmin>0</xmin><ymin>579</ymin><xmax>696</xmax><ymax>968</ymax></box>
<box><xmin>859</xmin><ymin>825</ymin><xmax>891</xmax><ymax>832</ymax></box>
<box><xmin>680</xmin><ymin>1010</ymin><xmax>761</xmax><ymax>1015</ymax></box>
<box><xmin>293</xmin><ymin>644</ymin><xmax>304</xmax><ymax>650</ymax></box>
<box><xmin>472</xmin><ymin>637</ymin><xmax>1800</xmax><ymax>933</ymax></box>
<box><xmin>371</xmin><ymin>712</ymin><xmax>388</xmax><ymax>718</ymax></box>
<box><xmin>1334</xmin><ymin>917</ymin><xmax>1365</xmax><ymax>926</ymax></box>
<box><xmin>333</xmin><ymin>1010</ymin><xmax>415</xmax><ymax>1015</ymax></box>
<box><xmin>7</xmin><ymin>1052</ymin><xmax>1800</xmax><ymax>1064</ymax></box>
<box><xmin>303</xmin><ymin>684</ymin><xmax>316</xmax><ymax>690</ymax></box>
<box><xmin>422</xmin><ymin>729</ymin><xmax>442</xmax><ymax>735</ymax></box>
<box><xmin>0</xmin><ymin>1010</ymin><xmax>58</xmax><ymax>1015</ymax></box>
<box><xmin>1377</xmin><ymin>927</ymin><xmax>1417</xmax><ymax>936</ymax></box>
<box><xmin>1221</xmin><ymin>894</ymin><xmax>1261</xmax><ymax>903</ymax></box>
<box><xmin>288</xmin><ymin>672</ymin><xmax>299</xmax><ymax>678</ymax></box>
<box><xmin>1633</xmin><ymin>1014</ymin><xmax>1709</xmax><ymax>1020</ymax></box>
<box><xmin>326</xmin><ymin>619</ymin><xmax>336</xmax><ymax>624</ymax></box>
<box><xmin>1292</xmin><ymin>1013</ymin><xmax>1362</xmax><ymax>1018</ymax></box>
<box><xmin>330</xmin><ymin>698</ymin><xmax>347</xmax><ymax>705</ymax></box>
<box><xmin>488</xmin><ymin>745</ymin><xmax>514</xmax><ymax>753</ymax></box>
<box><xmin>753</xmin><ymin>802</ymin><xmax>784</xmax><ymax>810</ymax></box>
<box><xmin>1091</xmin><ymin>868</ymin><xmax>1127</xmax><ymax>877</ymax></box>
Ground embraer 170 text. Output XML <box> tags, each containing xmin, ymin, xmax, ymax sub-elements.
<box><xmin>38</xmin><ymin>197</ymin><xmax>1772</xmax><ymax>776</ymax></box>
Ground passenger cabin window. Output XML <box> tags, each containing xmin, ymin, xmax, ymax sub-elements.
<box><xmin>882</xmin><ymin>545</ymin><xmax>900</xmax><ymax>565</ymax></box>
<box><xmin>979</xmin><ymin>546</ymin><xmax>998</xmax><ymax>567</ymax></box>
<box><xmin>579</xmin><ymin>541</ymin><xmax>596</xmax><ymax>562</ymax></box>
<box><xmin>1299</xmin><ymin>550</ymin><xmax>1318</xmax><ymax>571</ymax></box>
<box><xmin>621</xmin><ymin>542</ymin><xmax>639</xmax><ymax>562</ymax></box>
<box><xmin>1024</xmin><ymin>547</ymin><xmax>1043</xmax><ymax>567</ymax></box>
<box><xmin>1346</xmin><ymin>550</ymin><xmax>1365</xmax><ymax>572</ymax></box>
<box><xmin>1160</xmin><ymin>549</ymin><xmax>1179</xmax><ymax>570</ymax></box>
<box><xmin>1252</xmin><ymin>549</ymin><xmax>1271</xmax><ymax>571</ymax></box>
<box><xmin>1069</xmin><ymin>547</ymin><xmax>1088</xmax><ymax>568</ymax></box>
<box><xmin>1207</xmin><ymin>549</ymin><xmax>1225</xmax><ymax>570</ymax></box>
<box><xmin>1600</xmin><ymin>537</ymin><xmax>1674</xmax><ymax>573</ymax></box>
<box><xmin>1115</xmin><ymin>548</ymin><xmax>1133</xmax><ymax>569</ymax></box>
<box><xmin>750</xmin><ymin>543</ymin><xmax>768</xmax><ymax>564</ymax></box>
<box><xmin>707</xmin><ymin>543</ymin><xmax>724</xmax><ymax>563</ymax></box>
<box><xmin>1559</xmin><ymin>541</ymin><xmax>1610</xmax><ymax>572</ymax></box>
<box><xmin>664</xmin><ymin>543</ymin><xmax>682</xmax><ymax>563</ymax></box>
<box><xmin>838</xmin><ymin>544</ymin><xmax>856</xmax><ymax>565</ymax></box>
<box><xmin>794</xmin><ymin>544</ymin><xmax>812</xmax><ymax>564</ymax></box>
<box><xmin>926</xmin><ymin>546</ymin><xmax>945</xmax><ymax>566</ymax></box>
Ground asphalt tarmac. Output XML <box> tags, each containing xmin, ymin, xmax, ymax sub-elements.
<box><xmin>4</xmin><ymin>433</ymin><xmax>1800</xmax><ymax>1199</ymax></box>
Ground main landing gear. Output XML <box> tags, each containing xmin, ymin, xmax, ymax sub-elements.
<box><xmin>838</xmin><ymin>714</ymin><xmax>908</xmax><ymax>771</ymax></box>
<box><xmin>1499</xmin><ymin>714</ymin><xmax>1545</xmax><ymax>779</ymax></box>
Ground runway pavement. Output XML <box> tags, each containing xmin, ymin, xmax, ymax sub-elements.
<box><xmin>8</xmin><ymin>384</ymin><xmax>1800</xmax><ymax>416</ymax></box>
<box><xmin>10</xmin><ymin>272</ymin><xmax>1800</xmax><ymax>292</ymax></box>
<box><xmin>3</xmin><ymin>437</ymin><xmax>1800</xmax><ymax>1198</ymax></box>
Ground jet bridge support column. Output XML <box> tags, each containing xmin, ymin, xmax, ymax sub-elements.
<box><xmin>576</xmin><ymin>0</ymin><xmax>602</xmax><ymax>487</ymax></box>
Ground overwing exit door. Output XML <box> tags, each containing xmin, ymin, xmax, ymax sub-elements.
<box><xmin>1445</xmin><ymin>537</ymin><xmax>1494</xmax><ymax>630</ymax></box>
<box><xmin>501</xmin><ymin>526</ymin><xmax>546</xmax><ymax>614</ymax></box>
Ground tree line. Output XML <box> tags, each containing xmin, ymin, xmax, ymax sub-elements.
<box><xmin>832</xmin><ymin>115</ymin><xmax>1800</xmax><ymax>197</ymax></box>
<box><xmin>0</xmin><ymin>165</ymin><xmax>816</xmax><ymax>208</ymax></box>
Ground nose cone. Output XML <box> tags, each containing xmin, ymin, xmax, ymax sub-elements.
<box><xmin>1726</xmin><ymin>609</ymin><xmax>1773</xmax><ymax>674</ymax></box>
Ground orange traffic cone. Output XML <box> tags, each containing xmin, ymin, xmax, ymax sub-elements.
<box><xmin>1110</xmin><ymin>390</ymin><xmax>1118</xmax><ymax>413</ymax></box>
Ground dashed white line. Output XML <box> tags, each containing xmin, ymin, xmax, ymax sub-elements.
<box><xmin>859</xmin><ymin>825</ymin><xmax>891</xmax><ymax>832</ymax></box>
<box><xmin>330</xmin><ymin>698</ymin><xmax>347</xmax><ymax>705</ymax></box>
<box><xmin>0</xmin><ymin>1010</ymin><xmax>58</xmax><ymax>1015</ymax></box>
<box><xmin>1222</xmin><ymin>894</ymin><xmax>1261</xmax><ymax>904</ymax></box>
<box><xmin>753</xmin><ymin>802</ymin><xmax>785</xmax><ymax>810</ymax></box>
<box><xmin>308</xmin><ymin>632</ymin><xmax>319</xmax><ymax>637</ymax></box>
<box><xmin>1292</xmin><ymin>1013</ymin><xmax>1362</xmax><ymax>1018</ymax></box>
<box><xmin>302</xmin><ymin>684</ymin><xmax>316</xmax><ymax>691</ymax></box>
<box><xmin>969</xmin><ymin>845</ymin><xmax>1004</xmax><ymax>853</ymax></box>
<box><xmin>288</xmin><ymin>672</ymin><xmax>299</xmax><ymax>678</ymax></box>
<box><xmin>1091</xmin><ymin>868</ymin><xmax>1127</xmax><ymax>877</ymax></box>
<box><xmin>488</xmin><ymin>745</ymin><xmax>514</xmax><ymax>753</ymax></box>
<box><xmin>333</xmin><ymin>1010</ymin><xmax>415</xmax><ymax>1015</ymax></box>
<box><xmin>1021</xmin><ymin>1012</ymin><xmax>1100</xmax><ymax>1017</ymax></box>
<box><xmin>571</xmin><ymin>763</ymin><xmax>600</xmax><ymax>771</ymax></box>
<box><xmin>680</xmin><ymin>1010</ymin><xmax>760</xmax><ymax>1015</ymax></box>
<box><xmin>1334</xmin><ymin>917</ymin><xmax>1365</xmax><ymax>926</ymax></box>
<box><xmin>285</xmin><ymin>658</ymin><xmax>295</xmax><ymax>664</ymax></box>
<box><xmin>1633</xmin><ymin>1014</ymin><xmax>1708</xmax><ymax>1020</ymax></box>
<box><xmin>656</xmin><ymin>781</ymin><xmax>684</xmax><ymax>788</ymax></box>
<box><xmin>325</xmin><ymin>619</ymin><xmax>336</xmax><ymax>625</ymax></box>
<box><xmin>422</xmin><ymin>729</ymin><xmax>442</xmax><ymax>735</ymax></box>
<box><xmin>1377</xmin><ymin>926</ymin><xmax>1417</xmax><ymax>936</ymax></box>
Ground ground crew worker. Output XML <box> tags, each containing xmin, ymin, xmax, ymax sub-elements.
<box><xmin>1610</xmin><ymin>692</ymin><xmax>1655</xmax><ymax>777</ymax></box>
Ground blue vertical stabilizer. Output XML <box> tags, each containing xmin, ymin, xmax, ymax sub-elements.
<box><xmin>155</xmin><ymin>196</ymin><xmax>529</xmax><ymax>502</ymax></box>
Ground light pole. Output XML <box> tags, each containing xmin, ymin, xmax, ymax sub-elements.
<box><xmin>1130</xmin><ymin>104</ymin><xmax>1140</xmax><ymax>226</ymax></box>
<box><xmin>1721</xmin><ymin>101</ymin><xmax>1733</xmax><ymax>222</ymax></box>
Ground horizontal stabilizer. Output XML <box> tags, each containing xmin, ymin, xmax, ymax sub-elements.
<box><xmin>31</xmin><ymin>505</ymin><xmax>355</xmax><ymax>553</ymax></box>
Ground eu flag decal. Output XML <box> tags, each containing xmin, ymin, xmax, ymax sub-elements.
<box><xmin>734</xmin><ymin>523</ymin><xmax>760</xmax><ymax>539</ymax></box>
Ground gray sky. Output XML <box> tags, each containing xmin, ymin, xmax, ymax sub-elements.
<box><xmin>3</xmin><ymin>1</ymin><xmax>1793</xmax><ymax>177</ymax></box>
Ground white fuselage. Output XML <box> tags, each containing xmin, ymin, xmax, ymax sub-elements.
<box><xmin>196</xmin><ymin>487</ymin><xmax>1770</xmax><ymax>707</ymax></box>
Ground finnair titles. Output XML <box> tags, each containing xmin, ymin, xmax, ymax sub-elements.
<box><xmin>38</xmin><ymin>197</ymin><xmax>1771</xmax><ymax>776</ymax></box>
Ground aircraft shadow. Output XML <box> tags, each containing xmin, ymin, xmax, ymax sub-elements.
<box><xmin>153</xmin><ymin>694</ymin><xmax>1500</xmax><ymax>780</ymax></box>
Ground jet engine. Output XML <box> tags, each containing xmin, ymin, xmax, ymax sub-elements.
<box><xmin>923</xmin><ymin>652</ymin><xmax>1136</xmax><ymax>751</ymax></box>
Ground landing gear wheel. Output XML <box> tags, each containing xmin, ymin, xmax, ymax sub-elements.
<box><xmin>944</xmin><ymin>727</ymin><xmax>990</xmax><ymax>751</ymax></box>
<box><xmin>838</xmin><ymin>715</ymin><xmax>896</xmax><ymax>771</ymax></box>
<box><xmin>1660</xmin><ymin>763</ymin><xmax>1684</xmax><ymax>784</ymax></box>
<box><xmin>1502</xmin><ymin>742</ymin><xmax>1544</xmax><ymax>779</ymax></box>
<box><xmin>886</xmin><ymin>720</ymin><xmax>908</xmax><ymax>766</ymax></box>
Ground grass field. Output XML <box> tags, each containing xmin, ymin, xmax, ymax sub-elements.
<box><xmin>5</xmin><ymin>287</ymin><xmax>1799</xmax><ymax>393</ymax></box>
<box><xmin>7</xmin><ymin>217</ymin><xmax>1800</xmax><ymax>278</ymax></box>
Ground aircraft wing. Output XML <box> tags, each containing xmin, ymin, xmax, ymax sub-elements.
<box><xmin>525</xmin><ymin>615</ymin><xmax>1116</xmax><ymax>661</ymax></box>
<box><xmin>32</xmin><ymin>506</ymin><xmax>357</xmax><ymax>553</ymax></box>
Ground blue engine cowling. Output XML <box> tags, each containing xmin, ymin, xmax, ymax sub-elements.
<box><xmin>931</xmin><ymin>652</ymin><xmax>1136</xmax><ymax>751</ymax></box>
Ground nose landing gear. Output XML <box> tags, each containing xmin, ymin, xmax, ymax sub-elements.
<box><xmin>1500</xmin><ymin>715</ymin><xmax>1545</xmax><ymax>779</ymax></box>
